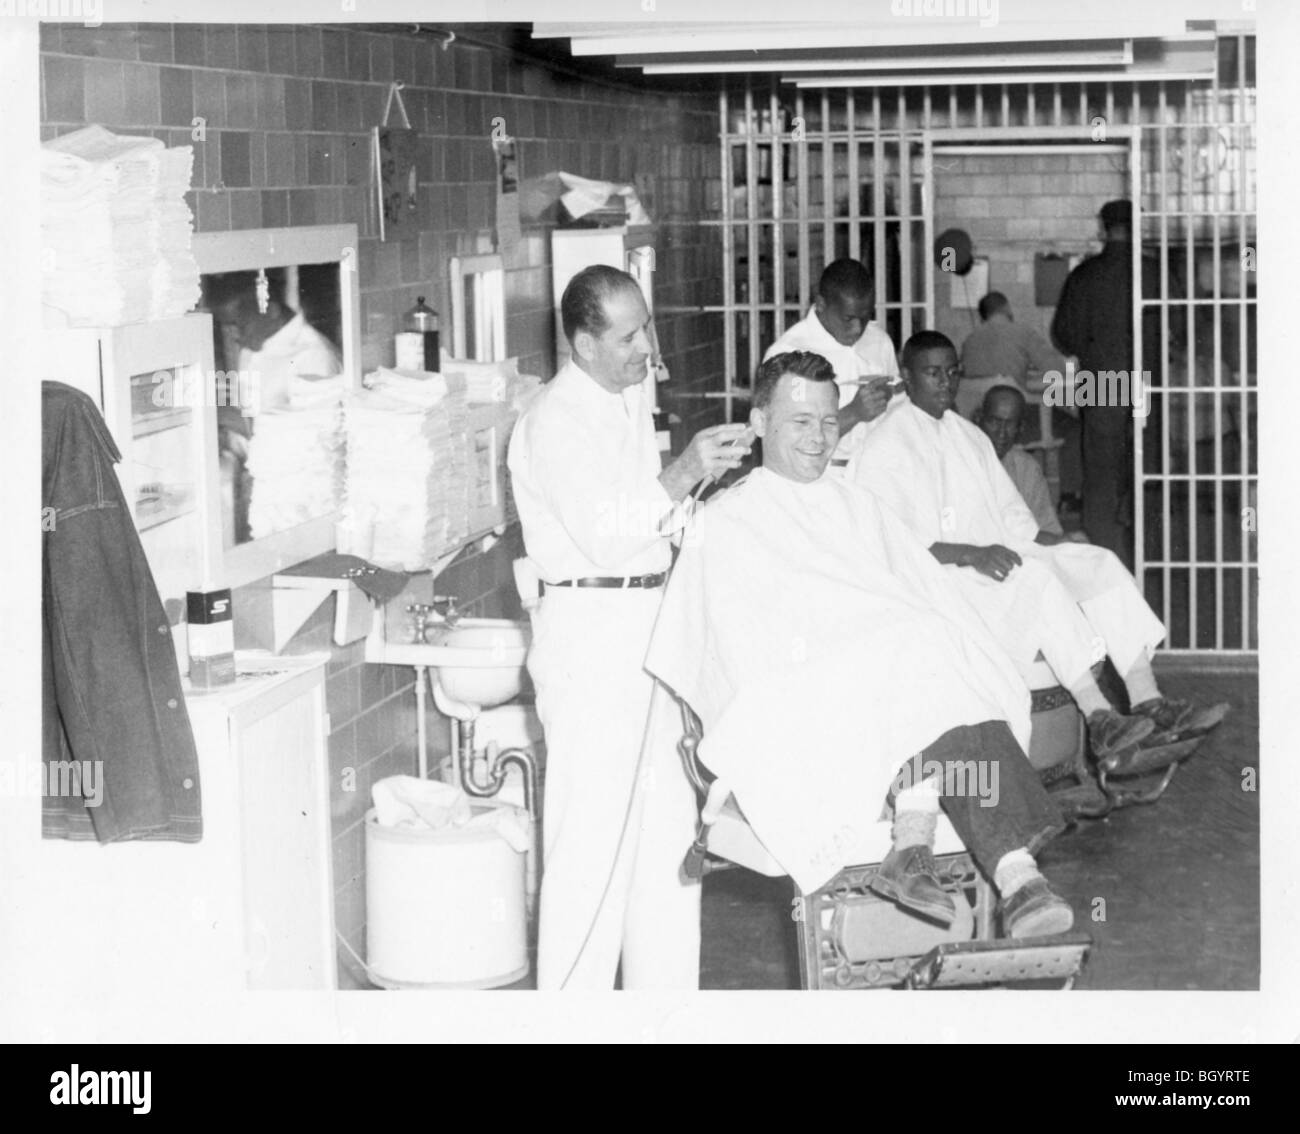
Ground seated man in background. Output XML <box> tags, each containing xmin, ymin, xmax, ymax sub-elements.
<box><xmin>647</xmin><ymin>351</ymin><xmax>1074</xmax><ymax>939</ymax></box>
<box><xmin>853</xmin><ymin>331</ymin><xmax>1228</xmax><ymax>765</ymax></box>
<box><xmin>764</xmin><ymin>259</ymin><xmax>900</xmax><ymax>469</ymax></box>
<box><xmin>958</xmin><ymin>290</ymin><xmax>1081</xmax><ymax>504</ymax></box>
<box><xmin>976</xmin><ymin>384</ymin><xmax>1082</xmax><ymax>541</ymax></box>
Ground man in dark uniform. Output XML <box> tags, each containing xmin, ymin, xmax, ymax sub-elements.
<box><xmin>1051</xmin><ymin>200</ymin><xmax>1154</xmax><ymax>569</ymax></box>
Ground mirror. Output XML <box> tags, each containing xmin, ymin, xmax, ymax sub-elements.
<box><xmin>191</xmin><ymin>225</ymin><xmax>362</xmax><ymax>587</ymax></box>
<box><xmin>449</xmin><ymin>254</ymin><xmax>506</xmax><ymax>362</ymax></box>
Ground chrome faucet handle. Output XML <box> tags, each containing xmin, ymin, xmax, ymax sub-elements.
<box><xmin>406</xmin><ymin>602</ymin><xmax>435</xmax><ymax>643</ymax></box>
<box><xmin>430</xmin><ymin>595</ymin><xmax>462</xmax><ymax>625</ymax></box>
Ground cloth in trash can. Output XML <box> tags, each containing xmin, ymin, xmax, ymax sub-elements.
<box><xmin>370</xmin><ymin>776</ymin><xmax>531</xmax><ymax>852</ymax></box>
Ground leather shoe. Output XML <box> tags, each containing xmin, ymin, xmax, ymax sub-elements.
<box><xmin>869</xmin><ymin>844</ymin><xmax>956</xmax><ymax>925</ymax></box>
<box><xmin>1000</xmin><ymin>876</ymin><xmax>1075</xmax><ymax>939</ymax></box>
<box><xmin>1132</xmin><ymin>697</ymin><xmax>1230</xmax><ymax>745</ymax></box>
<box><xmin>1086</xmin><ymin>708</ymin><xmax>1155</xmax><ymax>761</ymax></box>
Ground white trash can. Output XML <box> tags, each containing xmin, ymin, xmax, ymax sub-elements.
<box><xmin>364</xmin><ymin>802</ymin><xmax>530</xmax><ymax>989</ymax></box>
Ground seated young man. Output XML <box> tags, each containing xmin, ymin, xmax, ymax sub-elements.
<box><xmin>851</xmin><ymin>331</ymin><xmax>1228</xmax><ymax>766</ymax></box>
<box><xmin>645</xmin><ymin>351</ymin><xmax>1074</xmax><ymax>939</ymax></box>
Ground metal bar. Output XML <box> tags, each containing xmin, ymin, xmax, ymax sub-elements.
<box><xmin>720</xmin><ymin>88</ymin><xmax>736</xmax><ymax>425</ymax></box>
<box><xmin>822</xmin><ymin>91</ymin><xmax>833</xmax><ymax>271</ymax></box>
<box><xmin>848</xmin><ymin>91</ymin><xmax>860</xmax><ymax>262</ymax></box>
<box><xmin>1131</xmin><ymin>132</ymin><xmax>1146</xmax><ymax>636</ymax></box>
<box><xmin>745</xmin><ymin>84</ymin><xmax>760</xmax><ymax>391</ymax></box>
<box><xmin>771</xmin><ymin>83</ymin><xmax>785</xmax><ymax>341</ymax></box>
<box><xmin>874</xmin><ymin>91</ymin><xmax>886</xmax><ymax>332</ymax></box>
<box><xmin>1053</xmin><ymin>82</ymin><xmax>1062</xmax><ymax>127</ymax></box>
<box><xmin>1001</xmin><ymin>83</ymin><xmax>1009</xmax><ymax>128</ymax></box>
<box><xmin>1027</xmin><ymin>82</ymin><xmax>1036</xmax><ymax>127</ymax></box>
<box><xmin>1183</xmin><ymin>81</ymin><xmax>1197</xmax><ymax>648</ymax></box>
<box><xmin>1238</xmin><ymin>35</ymin><xmax>1253</xmax><ymax>649</ymax></box>
<box><xmin>975</xmin><ymin>85</ymin><xmax>983</xmax><ymax>129</ymax></box>
<box><xmin>796</xmin><ymin>90</ymin><xmax>810</xmax><ymax>314</ymax></box>
<box><xmin>899</xmin><ymin>108</ymin><xmax>913</xmax><ymax>344</ymax></box>
<box><xmin>923</xmin><ymin>133</ymin><xmax>935</xmax><ymax>329</ymax></box>
<box><xmin>949</xmin><ymin>85</ymin><xmax>957</xmax><ymax>128</ymax></box>
<box><xmin>1158</xmin><ymin>81</ymin><xmax>1172</xmax><ymax>640</ymax></box>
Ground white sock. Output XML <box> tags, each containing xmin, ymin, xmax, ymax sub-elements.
<box><xmin>993</xmin><ymin>848</ymin><xmax>1040</xmax><ymax>898</ymax></box>
<box><xmin>1123</xmin><ymin>655</ymin><xmax>1161</xmax><ymax>708</ymax></box>
<box><xmin>1067</xmin><ymin>675</ymin><xmax>1111</xmax><ymax>718</ymax></box>
<box><xmin>893</xmin><ymin>777</ymin><xmax>940</xmax><ymax>850</ymax></box>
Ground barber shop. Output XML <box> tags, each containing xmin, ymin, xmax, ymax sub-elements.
<box><xmin>4</xmin><ymin>0</ymin><xmax>1285</xmax><ymax>1047</ymax></box>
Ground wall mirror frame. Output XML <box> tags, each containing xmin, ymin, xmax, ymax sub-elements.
<box><xmin>190</xmin><ymin>224</ymin><xmax>362</xmax><ymax>589</ymax></box>
<box><xmin>449</xmin><ymin>253</ymin><xmax>507</xmax><ymax>362</ymax></box>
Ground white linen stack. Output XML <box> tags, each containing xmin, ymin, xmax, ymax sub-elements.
<box><xmin>439</xmin><ymin>353</ymin><xmax>521</xmax><ymax>404</ymax></box>
<box><xmin>41</xmin><ymin>125</ymin><xmax>200</xmax><ymax>327</ymax></box>
<box><xmin>343</xmin><ymin>368</ymin><xmax>471</xmax><ymax>571</ymax></box>
<box><xmin>246</xmin><ymin>374</ymin><xmax>348</xmax><ymax>540</ymax></box>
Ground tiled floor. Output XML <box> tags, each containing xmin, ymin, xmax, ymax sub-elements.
<box><xmin>699</xmin><ymin>667</ymin><xmax>1260</xmax><ymax>990</ymax></box>
<box><xmin>339</xmin><ymin>666</ymin><xmax>1258</xmax><ymax>992</ymax></box>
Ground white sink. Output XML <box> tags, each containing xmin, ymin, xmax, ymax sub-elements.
<box><xmin>367</xmin><ymin>617</ymin><xmax>530</xmax><ymax>711</ymax></box>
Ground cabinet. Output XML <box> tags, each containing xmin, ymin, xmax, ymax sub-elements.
<box><xmin>42</xmin><ymin>314</ymin><xmax>222</xmax><ymax>608</ymax></box>
<box><xmin>19</xmin><ymin>655</ymin><xmax>336</xmax><ymax>1003</ymax></box>
<box><xmin>184</xmin><ymin>654</ymin><xmax>336</xmax><ymax>990</ymax></box>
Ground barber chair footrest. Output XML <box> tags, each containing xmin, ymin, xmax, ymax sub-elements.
<box><xmin>905</xmin><ymin>932</ymin><xmax>1092</xmax><ymax>989</ymax></box>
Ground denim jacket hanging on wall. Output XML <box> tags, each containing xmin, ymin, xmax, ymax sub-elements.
<box><xmin>42</xmin><ymin>381</ymin><xmax>203</xmax><ymax>842</ymax></box>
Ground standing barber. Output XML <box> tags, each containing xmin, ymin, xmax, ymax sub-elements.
<box><xmin>508</xmin><ymin>265</ymin><xmax>751</xmax><ymax>989</ymax></box>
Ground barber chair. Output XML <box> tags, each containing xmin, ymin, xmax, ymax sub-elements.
<box><xmin>675</xmin><ymin>702</ymin><xmax>1091</xmax><ymax>991</ymax></box>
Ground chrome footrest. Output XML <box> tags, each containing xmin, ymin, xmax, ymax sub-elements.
<box><xmin>905</xmin><ymin>932</ymin><xmax>1092</xmax><ymax>989</ymax></box>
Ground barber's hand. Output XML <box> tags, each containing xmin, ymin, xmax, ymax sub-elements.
<box><xmin>966</xmin><ymin>544</ymin><xmax>1022</xmax><ymax>582</ymax></box>
<box><xmin>676</xmin><ymin>423</ymin><xmax>753</xmax><ymax>485</ymax></box>
<box><xmin>853</xmin><ymin>376</ymin><xmax>895</xmax><ymax>423</ymax></box>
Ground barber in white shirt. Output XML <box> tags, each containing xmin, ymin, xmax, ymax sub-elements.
<box><xmin>508</xmin><ymin>265</ymin><xmax>751</xmax><ymax>989</ymax></box>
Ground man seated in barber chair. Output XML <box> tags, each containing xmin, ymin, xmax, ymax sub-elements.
<box><xmin>851</xmin><ymin>331</ymin><xmax>1228</xmax><ymax>787</ymax></box>
<box><xmin>645</xmin><ymin>350</ymin><xmax>1077</xmax><ymax>942</ymax></box>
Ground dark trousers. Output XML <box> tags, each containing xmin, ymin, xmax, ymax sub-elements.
<box><xmin>1081</xmin><ymin>408</ymin><xmax>1134</xmax><ymax>569</ymax></box>
<box><xmin>893</xmin><ymin>722</ymin><xmax>1066</xmax><ymax>881</ymax></box>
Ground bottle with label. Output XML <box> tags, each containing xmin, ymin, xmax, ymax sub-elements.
<box><xmin>395</xmin><ymin>296</ymin><xmax>441</xmax><ymax>373</ymax></box>
<box><xmin>187</xmin><ymin>588</ymin><xmax>236</xmax><ymax>688</ymax></box>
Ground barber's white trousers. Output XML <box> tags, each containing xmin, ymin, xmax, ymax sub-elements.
<box><xmin>948</xmin><ymin>542</ymin><xmax>1165</xmax><ymax>688</ymax></box>
<box><xmin>526</xmin><ymin>587</ymin><xmax>702</xmax><ymax>990</ymax></box>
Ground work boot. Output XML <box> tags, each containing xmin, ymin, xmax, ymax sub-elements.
<box><xmin>869</xmin><ymin>844</ymin><xmax>956</xmax><ymax>925</ymax></box>
<box><xmin>1086</xmin><ymin>708</ymin><xmax>1155</xmax><ymax>762</ymax></box>
<box><xmin>1132</xmin><ymin>696</ymin><xmax>1230</xmax><ymax>745</ymax></box>
<box><xmin>1000</xmin><ymin>876</ymin><xmax>1075</xmax><ymax>939</ymax></box>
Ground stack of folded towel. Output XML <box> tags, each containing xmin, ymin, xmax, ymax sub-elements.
<box><xmin>439</xmin><ymin>352</ymin><xmax>520</xmax><ymax>404</ymax></box>
<box><xmin>41</xmin><ymin>125</ymin><xmax>199</xmax><ymax>327</ymax></box>
<box><xmin>343</xmin><ymin>368</ymin><xmax>471</xmax><ymax>570</ymax></box>
<box><xmin>246</xmin><ymin>373</ymin><xmax>348</xmax><ymax>540</ymax></box>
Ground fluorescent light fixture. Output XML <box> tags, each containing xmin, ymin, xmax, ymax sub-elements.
<box><xmin>789</xmin><ymin>67</ymin><xmax>1216</xmax><ymax>88</ymax></box>
<box><xmin>633</xmin><ymin>45</ymin><xmax>1134</xmax><ymax>74</ymax></box>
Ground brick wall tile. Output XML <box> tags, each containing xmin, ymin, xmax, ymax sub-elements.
<box><xmin>294</xmin><ymin>26</ymin><xmax>324</xmax><ymax>78</ymax></box>
<box><xmin>266</xmin><ymin>26</ymin><xmax>296</xmax><ymax>75</ymax></box>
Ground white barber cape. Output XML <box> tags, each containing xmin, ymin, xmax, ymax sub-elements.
<box><xmin>764</xmin><ymin>309</ymin><xmax>901</xmax><ymax>461</ymax></box>
<box><xmin>507</xmin><ymin>360</ymin><xmax>699</xmax><ymax>990</ymax></box>
<box><xmin>852</xmin><ymin>397</ymin><xmax>1165</xmax><ymax>681</ymax></box>
<box><xmin>645</xmin><ymin>467</ymin><xmax>1031</xmax><ymax>894</ymax></box>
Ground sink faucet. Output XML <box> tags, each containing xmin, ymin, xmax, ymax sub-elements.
<box><xmin>431</xmin><ymin>594</ymin><xmax>463</xmax><ymax>628</ymax></box>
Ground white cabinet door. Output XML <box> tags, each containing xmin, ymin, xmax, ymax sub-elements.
<box><xmin>222</xmin><ymin>660</ymin><xmax>336</xmax><ymax>990</ymax></box>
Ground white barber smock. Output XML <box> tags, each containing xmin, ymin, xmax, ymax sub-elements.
<box><xmin>852</xmin><ymin>397</ymin><xmax>1165</xmax><ymax>687</ymax></box>
<box><xmin>645</xmin><ymin>467</ymin><xmax>1031</xmax><ymax>893</ymax></box>
<box><xmin>764</xmin><ymin>308</ymin><xmax>900</xmax><ymax>463</ymax></box>
<box><xmin>506</xmin><ymin>360</ymin><xmax>700</xmax><ymax>990</ymax></box>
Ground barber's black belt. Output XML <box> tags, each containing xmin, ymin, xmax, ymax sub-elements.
<box><xmin>544</xmin><ymin>573</ymin><xmax>667</xmax><ymax>590</ymax></box>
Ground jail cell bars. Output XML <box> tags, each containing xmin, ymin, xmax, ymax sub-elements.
<box><xmin>713</xmin><ymin>34</ymin><xmax>1256</xmax><ymax>655</ymax></box>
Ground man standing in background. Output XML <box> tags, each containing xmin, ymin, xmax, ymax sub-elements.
<box><xmin>1051</xmin><ymin>199</ymin><xmax>1150</xmax><ymax>567</ymax></box>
